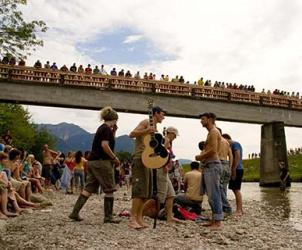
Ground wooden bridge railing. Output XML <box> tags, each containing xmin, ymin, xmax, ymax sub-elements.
<box><xmin>1</xmin><ymin>64</ymin><xmax>302</xmax><ymax>110</ymax></box>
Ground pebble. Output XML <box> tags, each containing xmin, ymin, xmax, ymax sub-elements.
<box><xmin>0</xmin><ymin>189</ymin><xmax>301</xmax><ymax>250</ymax></box>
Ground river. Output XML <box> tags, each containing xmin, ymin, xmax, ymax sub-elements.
<box><xmin>230</xmin><ymin>182</ymin><xmax>302</xmax><ymax>231</ymax></box>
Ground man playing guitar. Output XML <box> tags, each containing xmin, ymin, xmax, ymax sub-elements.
<box><xmin>128</xmin><ymin>106</ymin><xmax>165</xmax><ymax>229</ymax></box>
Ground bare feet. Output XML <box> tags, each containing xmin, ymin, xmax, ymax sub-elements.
<box><xmin>4</xmin><ymin>211</ymin><xmax>18</xmax><ymax>217</ymax></box>
<box><xmin>0</xmin><ymin>212</ymin><xmax>8</xmax><ymax>220</ymax></box>
<box><xmin>233</xmin><ymin>210</ymin><xmax>243</xmax><ymax>218</ymax></box>
<box><xmin>167</xmin><ymin>217</ymin><xmax>183</xmax><ymax>224</ymax></box>
<box><xmin>137</xmin><ymin>220</ymin><xmax>149</xmax><ymax>228</ymax></box>
<box><xmin>128</xmin><ymin>220</ymin><xmax>143</xmax><ymax>230</ymax></box>
<box><xmin>208</xmin><ymin>223</ymin><xmax>223</xmax><ymax>230</ymax></box>
<box><xmin>201</xmin><ymin>220</ymin><xmax>214</xmax><ymax>227</ymax></box>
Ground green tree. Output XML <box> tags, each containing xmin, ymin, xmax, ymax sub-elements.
<box><xmin>0</xmin><ymin>103</ymin><xmax>56</xmax><ymax>161</ymax></box>
<box><xmin>0</xmin><ymin>0</ymin><xmax>47</xmax><ymax>59</ymax></box>
<box><xmin>116</xmin><ymin>151</ymin><xmax>132</xmax><ymax>162</ymax></box>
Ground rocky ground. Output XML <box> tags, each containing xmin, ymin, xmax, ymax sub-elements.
<box><xmin>0</xmin><ymin>188</ymin><xmax>301</xmax><ymax>250</ymax></box>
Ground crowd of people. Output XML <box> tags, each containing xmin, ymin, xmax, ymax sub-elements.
<box><xmin>0</xmin><ymin>131</ymin><xmax>53</xmax><ymax>220</ymax></box>
<box><xmin>1</xmin><ymin>55</ymin><xmax>301</xmax><ymax>99</ymax></box>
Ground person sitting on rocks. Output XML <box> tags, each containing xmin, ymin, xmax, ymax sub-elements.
<box><xmin>174</xmin><ymin>161</ymin><xmax>203</xmax><ymax>215</ymax></box>
<box><xmin>0</xmin><ymin>152</ymin><xmax>18</xmax><ymax>218</ymax></box>
<box><xmin>34</xmin><ymin>60</ymin><xmax>42</xmax><ymax>69</ymax></box>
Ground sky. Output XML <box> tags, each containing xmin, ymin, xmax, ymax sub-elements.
<box><xmin>19</xmin><ymin>0</ymin><xmax>302</xmax><ymax>160</ymax></box>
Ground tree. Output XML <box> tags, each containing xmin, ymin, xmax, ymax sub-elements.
<box><xmin>0</xmin><ymin>103</ymin><xmax>56</xmax><ymax>161</ymax></box>
<box><xmin>116</xmin><ymin>151</ymin><xmax>132</xmax><ymax>162</ymax></box>
<box><xmin>0</xmin><ymin>0</ymin><xmax>47</xmax><ymax>59</ymax></box>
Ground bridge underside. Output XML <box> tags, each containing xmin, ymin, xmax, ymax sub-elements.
<box><xmin>1</xmin><ymin>80</ymin><xmax>302</xmax><ymax>127</ymax></box>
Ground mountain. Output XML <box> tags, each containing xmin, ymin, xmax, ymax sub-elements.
<box><xmin>38</xmin><ymin>123</ymin><xmax>134</xmax><ymax>153</ymax></box>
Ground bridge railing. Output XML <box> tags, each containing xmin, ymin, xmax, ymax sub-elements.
<box><xmin>1</xmin><ymin>64</ymin><xmax>302</xmax><ymax>110</ymax></box>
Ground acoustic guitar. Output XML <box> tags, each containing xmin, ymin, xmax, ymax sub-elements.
<box><xmin>142</xmin><ymin>100</ymin><xmax>170</xmax><ymax>169</ymax></box>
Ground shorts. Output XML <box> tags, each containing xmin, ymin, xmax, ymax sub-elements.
<box><xmin>157</xmin><ymin>168</ymin><xmax>175</xmax><ymax>203</ymax></box>
<box><xmin>131</xmin><ymin>158</ymin><xmax>152</xmax><ymax>199</ymax></box>
<box><xmin>42</xmin><ymin>164</ymin><xmax>52</xmax><ymax>179</ymax></box>
<box><xmin>0</xmin><ymin>183</ymin><xmax>6</xmax><ymax>194</ymax></box>
<box><xmin>10</xmin><ymin>178</ymin><xmax>23</xmax><ymax>192</ymax></box>
<box><xmin>84</xmin><ymin>160</ymin><xmax>116</xmax><ymax>194</ymax></box>
<box><xmin>229</xmin><ymin>169</ymin><xmax>244</xmax><ymax>190</ymax></box>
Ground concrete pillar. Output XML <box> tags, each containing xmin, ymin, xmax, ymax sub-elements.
<box><xmin>260</xmin><ymin>121</ymin><xmax>288</xmax><ymax>187</ymax></box>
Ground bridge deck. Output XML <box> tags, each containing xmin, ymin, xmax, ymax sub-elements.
<box><xmin>1</xmin><ymin>65</ymin><xmax>302</xmax><ymax>127</ymax></box>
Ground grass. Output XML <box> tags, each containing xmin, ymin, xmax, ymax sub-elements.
<box><xmin>181</xmin><ymin>154</ymin><xmax>302</xmax><ymax>182</ymax></box>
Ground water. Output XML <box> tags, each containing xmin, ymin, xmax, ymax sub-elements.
<box><xmin>228</xmin><ymin>182</ymin><xmax>302</xmax><ymax>231</ymax></box>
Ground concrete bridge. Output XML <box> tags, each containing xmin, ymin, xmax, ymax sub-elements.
<box><xmin>0</xmin><ymin>64</ymin><xmax>301</xmax><ymax>186</ymax></box>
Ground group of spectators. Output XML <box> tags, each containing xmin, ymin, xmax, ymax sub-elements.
<box><xmin>288</xmin><ymin>147</ymin><xmax>302</xmax><ymax>156</ymax></box>
<box><xmin>1</xmin><ymin>55</ymin><xmax>301</xmax><ymax>99</ymax></box>
<box><xmin>0</xmin><ymin>130</ymin><xmax>52</xmax><ymax>220</ymax></box>
<box><xmin>261</xmin><ymin>89</ymin><xmax>300</xmax><ymax>99</ymax></box>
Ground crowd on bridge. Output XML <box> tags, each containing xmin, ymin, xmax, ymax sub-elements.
<box><xmin>1</xmin><ymin>55</ymin><xmax>301</xmax><ymax>100</ymax></box>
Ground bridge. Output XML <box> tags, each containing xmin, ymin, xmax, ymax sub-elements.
<box><xmin>0</xmin><ymin>64</ymin><xmax>300</xmax><ymax>186</ymax></box>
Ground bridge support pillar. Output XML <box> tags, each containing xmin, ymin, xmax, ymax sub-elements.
<box><xmin>260</xmin><ymin>121</ymin><xmax>288</xmax><ymax>187</ymax></box>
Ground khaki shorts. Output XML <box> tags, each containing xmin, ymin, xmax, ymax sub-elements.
<box><xmin>10</xmin><ymin>178</ymin><xmax>23</xmax><ymax>192</ymax></box>
<box><xmin>132</xmin><ymin>158</ymin><xmax>152</xmax><ymax>199</ymax></box>
<box><xmin>84</xmin><ymin>160</ymin><xmax>116</xmax><ymax>194</ymax></box>
<box><xmin>157</xmin><ymin>168</ymin><xmax>175</xmax><ymax>203</ymax></box>
<box><xmin>0</xmin><ymin>183</ymin><xmax>6</xmax><ymax>194</ymax></box>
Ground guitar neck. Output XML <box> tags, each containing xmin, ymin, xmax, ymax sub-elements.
<box><xmin>149</xmin><ymin>108</ymin><xmax>155</xmax><ymax>138</ymax></box>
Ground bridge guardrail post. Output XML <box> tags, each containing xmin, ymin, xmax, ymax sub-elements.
<box><xmin>227</xmin><ymin>92</ymin><xmax>232</xmax><ymax>101</ymax></box>
<box><xmin>191</xmin><ymin>87</ymin><xmax>196</xmax><ymax>98</ymax></box>
<box><xmin>288</xmin><ymin>100</ymin><xmax>293</xmax><ymax>109</ymax></box>
<box><xmin>8</xmin><ymin>68</ymin><xmax>13</xmax><ymax>81</ymax></box>
<box><xmin>107</xmin><ymin>78</ymin><xmax>113</xmax><ymax>90</ymax></box>
<box><xmin>151</xmin><ymin>82</ymin><xmax>156</xmax><ymax>93</ymax></box>
<box><xmin>260</xmin><ymin>96</ymin><xmax>264</xmax><ymax>105</ymax></box>
<box><xmin>59</xmin><ymin>74</ymin><xmax>65</xmax><ymax>85</ymax></box>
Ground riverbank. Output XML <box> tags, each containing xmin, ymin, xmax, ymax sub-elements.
<box><xmin>183</xmin><ymin>154</ymin><xmax>302</xmax><ymax>182</ymax></box>
<box><xmin>1</xmin><ymin>186</ymin><xmax>301</xmax><ymax>250</ymax></box>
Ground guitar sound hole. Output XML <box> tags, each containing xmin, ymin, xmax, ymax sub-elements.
<box><xmin>149</xmin><ymin>140</ymin><xmax>158</xmax><ymax>148</ymax></box>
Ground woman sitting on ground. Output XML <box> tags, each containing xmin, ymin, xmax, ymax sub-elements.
<box><xmin>8</xmin><ymin>149</ymin><xmax>33</xmax><ymax>201</ymax></box>
<box><xmin>0</xmin><ymin>152</ymin><xmax>38</xmax><ymax>214</ymax></box>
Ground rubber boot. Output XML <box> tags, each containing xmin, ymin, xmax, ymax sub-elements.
<box><xmin>69</xmin><ymin>194</ymin><xmax>88</xmax><ymax>221</ymax></box>
<box><xmin>103</xmin><ymin>197</ymin><xmax>121</xmax><ymax>223</ymax></box>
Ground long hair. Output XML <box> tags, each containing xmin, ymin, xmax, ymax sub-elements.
<box><xmin>75</xmin><ymin>151</ymin><xmax>83</xmax><ymax>164</ymax></box>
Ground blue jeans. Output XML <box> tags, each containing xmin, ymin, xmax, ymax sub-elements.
<box><xmin>74</xmin><ymin>169</ymin><xmax>85</xmax><ymax>188</ymax></box>
<box><xmin>203</xmin><ymin>161</ymin><xmax>223</xmax><ymax>221</ymax></box>
<box><xmin>220</xmin><ymin>160</ymin><xmax>232</xmax><ymax>213</ymax></box>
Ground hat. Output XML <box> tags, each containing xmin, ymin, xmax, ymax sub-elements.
<box><xmin>152</xmin><ymin>106</ymin><xmax>166</xmax><ymax>115</ymax></box>
<box><xmin>166</xmin><ymin>126</ymin><xmax>179</xmax><ymax>136</ymax></box>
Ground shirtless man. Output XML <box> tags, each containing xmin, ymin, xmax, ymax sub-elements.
<box><xmin>195</xmin><ymin>112</ymin><xmax>223</xmax><ymax>230</ymax></box>
<box><xmin>42</xmin><ymin>144</ymin><xmax>59</xmax><ymax>188</ymax></box>
<box><xmin>217</xmin><ymin>128</ymin><xmax>233</xmax><ymax>214</ymax></box>
<box><xmin>128</xmin><ymin>106</ymin><xmax>165</xmax><ymax>229</ymax></box>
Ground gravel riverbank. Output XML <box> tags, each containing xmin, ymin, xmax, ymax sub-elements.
<box><xmin>0</xmin><ymin>188</ymin><xmax>301</xmax><ymax>250</ymax></box>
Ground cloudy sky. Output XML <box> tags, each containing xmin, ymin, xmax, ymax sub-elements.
<box><xmin>21</xmin><ymin>0</ymin><xmax>302</xmax><ymax>160</ymax></box>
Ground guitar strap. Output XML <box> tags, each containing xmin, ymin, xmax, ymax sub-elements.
<box><xmin>152</xmin><ymin>168</ymin><xmax>159</xmax><ymax>229</ymax></box>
